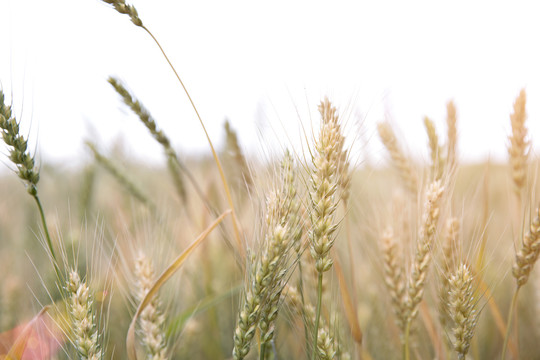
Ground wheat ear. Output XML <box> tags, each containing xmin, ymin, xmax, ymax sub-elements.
<box><xmin>507</xmin><ymin>88</ymin><xmax>528</xmax><ymax>197</ymax></box>
<box><xmin>0</xmin><ymin>90</ymin><xmax>59</xmax><ymax>276</ymax></box>
<box><xmin>66</xmin><ymin>270</ymin><xmax>102</xmax><ymax>360</ymax></box>
<box><xmin>404</xmin><ymin>180</ymin><xmax>444</xmax><ymax>359</ymax></box>
<box><xmin>258</xmin><ymin>151</ymin><xmax>302</xmax><ymax>356</ymax></box>
<box><xmin>133</xmin><ymin>252</ymin><xmax>168</xmax><ymax>360</ymax></box>
<box><xmin>513</xmin><ymin>206</ymin><xmax>540</xmax><ymax>287</ymax></box>
<box><xmin>439</xmin><ymin>218</ymin><xmax>460</xmax><ymax>332</ymax></box>
<box><xmin>377</xmin><ymin>122</ymin><xmax>418</xmax><ymax>195</ymax></box>
<box><xmin>101</xmin><ymin>0</ymin><xmax>143</xmax><ymax>26</ymax></box>
<box><xmin>86</xmin><ymin>141</ymin><xmax>155</xmax><ymax>212</ymax></box>
<box><xmin>224</xmin><ymin>120</ymin><xmax>253</xmax><ymax>191</ymax></box>
<box><xmin>108</xmin><ymin>77</ymin><xmax>188</xmax><ymax>203</ymax></box>
<box><xmin>309</xmin><ymin>98</ymin><xmax>346</xmax><ymax>359</ymax></box>
<box><xmin>448</xmin><ymin>264</ymin><xmax>478</xmax><ymax>360</ymax></box>
<box><xmin>285</xmin><ymin>286</ymin><xmax>342</xmax><ymax>359</ymax></box>
<box><xmin>446</xmin><ymin>101</ymin><xmax>458</xmax><ymax>171</ymax></box>
<box><xmin>233</xmin><ymin>154</ymin><xmax>298</xmax><ymax>360</ymax></box>
<box><xmin>423</xmin><ymin>116</ymin><xmax>444</xmax><ymax>180</ymax></box>
<box><xmin>502</xmin><ymin>206</ymin><xmax>540</xmax><ymax>359</ymax></box>
<box><xmin>380</xmin><ymin>227</ymin><xmax>408</xmax><ymax>336</ymax></box>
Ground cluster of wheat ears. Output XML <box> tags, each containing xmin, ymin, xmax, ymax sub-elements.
<box><xmin>1</xmin><ymin>1</ymin><xmax>540</xmax><ymax>360</ymax></box>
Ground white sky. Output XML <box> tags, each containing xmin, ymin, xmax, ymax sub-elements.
<box><xmin>1</xmin><ymin>0</ymin><xmax>540</xmax><ymax>169</ymax></box>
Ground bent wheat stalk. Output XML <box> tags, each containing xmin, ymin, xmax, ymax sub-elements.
<box><xmin>101</xmin><ymin>0</ymin><xmax>243</xmax><ymax>257</ymax></box>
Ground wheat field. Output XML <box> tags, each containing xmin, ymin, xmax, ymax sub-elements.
<box><xmin>1</xmin><ymin>1</ymin><xmax>540</xmax><ymax>360</ymax></box>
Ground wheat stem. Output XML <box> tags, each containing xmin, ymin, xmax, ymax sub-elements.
<box><xmin>502</xmin><ymin>287</ymin><xmax>520</xmax><ymax>360</ymax></box>
<box><xmin>312</xmin><ymin>272</ymin><xmax>324</xmax><ymax>360</ymax></box>
<box><xmin>140</xmin><ymin>25</ymin><xmax>243</xmax><ymax>256</ymax></box>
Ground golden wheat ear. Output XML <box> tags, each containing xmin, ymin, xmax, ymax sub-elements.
<box><xmin>513</xmin><ymin>206</ymin><xmax>540</xmax><ymax>287</ymax></box>
<box><xmin>380</xmin><ymin>227</ymin><xmax>407</xmax><ymax>336</ymax></box>
<box><xmin>445</xmin><ymin>100</ymin><xmax>458</xmax><ymax>171</ymax></box>
<box><xmin>448</xmin><ymin>264</ymin><xmax>479</xmax><ymax>360</ymax></box>
<box><xmin>507</xmin><ymin>88</ymin><xmax>529</xmax><ymax>198</ymax></box>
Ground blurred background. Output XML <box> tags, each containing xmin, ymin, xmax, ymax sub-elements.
<box><xmin>1</xmin><ymin>0</ymin><xmax>540</xmax><ymax>168</ymax></box>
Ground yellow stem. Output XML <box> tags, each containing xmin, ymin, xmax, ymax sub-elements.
<box><xmin>502</xmin><ymin>287</ymin><xmax>520</xmax><ymax>360</ymax></box>
<box><xmin>141</xmin><ymin>26</ymin><xmax>244</xmax><ymax>258</ymax></box>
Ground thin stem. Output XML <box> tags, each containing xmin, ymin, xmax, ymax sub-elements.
<box><xmin>141</xmin><ymin>25</ymin><xmax>243</xmax><ymax>258</ymax></box>
<box><xmin>312</xmin><ymin>272</ymin><xmax>323</xmax><ymax>360</ymax></box>
<box><xmin>344</xmin><ymin>201</ymin><xmax>357</xmax><ymax>307</ymax></box>
<box><xmin>259</xmin><ymin>343</ymin><xmax>267</xmax><ymax>360</ymax></box>
<box><xmin>502</xmin><ymin>287</ymin><xmax>520</xmax><ymax>360</ymax></box>
<box><xmin>297</xmin><ymin>261</ymin><xmax>311</xmax><ymax>357</ymax></box>
<box><xmin>33</xmin><ymin>195</ymin><xmax>61</xmax><ymax>281</ymax></box>
<box><xmin>403</xmin><ymin>321</ymin><xmax>411</xmax><ymax>360</ymax></box>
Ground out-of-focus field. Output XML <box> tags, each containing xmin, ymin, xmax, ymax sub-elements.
<box><xmin>1</xmin><ymin>147</ymin><xmax>540</xmax><ymax>359</ymax></box>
